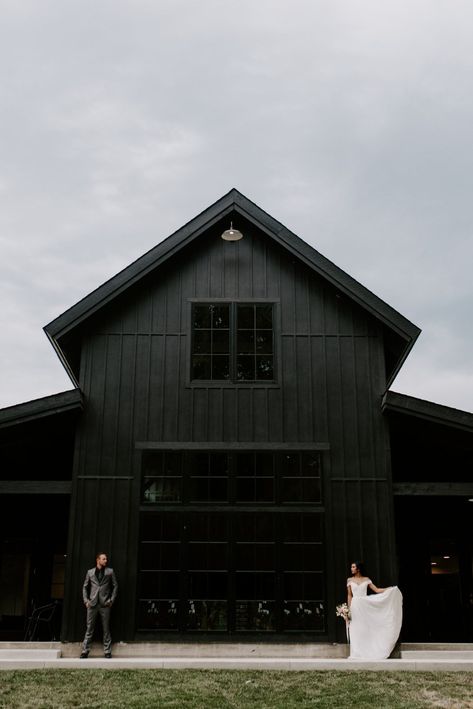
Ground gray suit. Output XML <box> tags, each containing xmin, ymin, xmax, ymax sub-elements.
<box><xmin>81</xmin><ymin>567</ymin><xmax>118</xmax><ymax>655</ymax></box>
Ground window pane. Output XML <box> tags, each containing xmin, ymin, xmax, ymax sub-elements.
<box><xmin>256</xmin><ymin>357</ymin><xmax>273</xmax><ymax>380</ymax></box>
<box><xmin>282</xmin><ymin>478</ymin><xmax>321</xmax><ymax>504</ymax></box>
<box><xmin>255</xmin><ymin>452</ymin><xmax>274</xmax><ymax>477</ymax></box>
<box><xmin>209</xmin><ymin>453</ymin><xmax>229</xmax><ymax>476</ymax></box>
<box><xmin>188</xmin><ymin>572</ymin><xmax>228</xmax><ymax>599</ymax></box>
<box><xmin>255</xmin><ymin>331</ymin><xmax>272</xmax><ymax>354</ymax></box>
<box><xmin>255</xmin><ymin>513</ymin><xmax>275</xmax><ymax>542</ymax></box>
<box><xmin>282</xmin><ymin>514</ymin><xmax>322</xmax><ymax>543</ymax></box>
<box><xmin>140</xmin><ymin>571</ymin><xmax>179</xmax><ymax>597</ymax></box>
<box><xmin>142</xmin><ymin>477</ymin><xmax>181</xmax><ymax>503</ymax></box>
<box><xmin>237</xmin><ymin>355</ymin><xmax>255</xmax><ymax>380</ymax></box>
<box><xmin>236</xmin><ymin>601</ymin><xmax>276</xmax><ymax>631</ymax></box>
<box><xmin>212</xmin><ymin>356</ymin><xmax>230</xmax><ymax>380</ymax></box>
<box><xmin>301</xmin><ymin>453</ymin><xmax>320</xmax><ymax>477</ymax></box>
<box><xmin>282</xmin><ymin>543</ymin><xmax>323</xmax><ymax>571</ymax></box>
<box><xmin>138</xmin><ymin>600</ymin><xmax>179</xmax><ymax>631</ymax></box>
<box><xmin>186</xmin><ymin>514</ymin><xmax>228</xmax><ymax>542</ymax></box>
<box><xmin>235</xmin><ymin>543</ymin><xmax>275</xmax><ymax>570</ymax></box>
<box><xmin>140</xmin><ymin>512</ymin><xmax>180</xmax><ymax>542</ymax></box>
<box><xmin>192</xmin><ymin>453</ymin><xmax>209</xmax><ymax>475</ymax></box>
<box><xmin>192</xmin><ymin>304</ymin><xmax>230</xmax><ymax>381</ymax></box>
<box><xmin>235</xmin><ymin>513</ymin><xmax>258</xmax><ymax>542</ymax></box>
<box><xmin>235</xmin><ymin>572</ymin><xmax>275</xmax><ymax>600</ymax></box>
<box><xmin>236</xmin><ymin>452</ymin><xmax>255</xmax><ymax>476</ymax></box>
<box><xmin>193</xmin><ymin>331</ymin><xmax>211</xmax><ymax>354</ymax></box>
<box><xmin>283</xmin><ymin>601</ymin><xmax>325</xmax><ymax>632</ymax></box>
<box><xmin>235</xmin><ymin>478</ymin><xmax>254</xmax><ymax>502</ymax></box>
<box><xmin>255</xmin><ymin>478</ymin><xmax>274</xmax><ymax>502</ymax></box>
<box><xmin>236</xmin><ymin>452</ymin><xmax>273</xmax><ymax>477</ymax></box>
<box><xmin>141</xmin><ymin>542</ymin><xmax>180</xmax><ymax>570</ymax></box>
<box><xmin>236</xmin><ymin>478</ymin><xmax>274</xmax><ymax>503</ymax></box>
<box><xmin>212</xmin><ymin>305</ymin><xmax>229</xmax><ymax>329</ymax></box>
<box><xmin>283</xmin><ymin>572</ymin><xmax>324</xmax><ymax>600</ymax></box>
<box><xmin>212</xmin><ymin>330</ymin><xmax>230</xmax><ymax>354</ymax></box>
<box><xmin>237</xmin><ymin>331</ymin><xmax>254</xmax><ymax>354</ymax></box>
<box><xmin>163</xmin><ymin>452</ymin><xmax>181</xmax><ymax>476</ymax></box>
<box><xmin>303</xmin><ymin>478</ymin><xmax>321</xmax><ymax>502</ymax></box>
<box><xmin>187</xmin><ymin>600</ymin><xmax>227</xmax><ymax>631</ymax></box>
<box><xmin>143</xmin><ymin>451</ymin><xmax>163</xmax><ymax>476</ymax></box>
<box><xmin>256</xmin><ymin>305</ymin><xmax>273</xmax><ymax>329</ymax></box>
<box><xmin>189</xmin><ymin>478</ymin><xmax>228</xmax><ymax>503</ymax></box>
<box><xmin>192</xmin><ymin>356</ymin><xmax>211</xmax><ymax>380</ymax></box>
<box><xmin>281</xmin><ymin>454</ymin><xmax>299</xmax><ymax>476</ymax></box>
<box><xmin>188</xmin><ymin>543</ymin><xmax>228</xmax><ymax>570</ymax></box>
<box><xmin>237</xmin><ymin>305</ymin><xmax>254</xmax><ymax>329</ymax></box>
<box><xmin>188</xmin><ymin>454</ymin><xmax>230</xmax><ymax>502</ymax></box>
<box><xmin>193</xmin><ymin>305</ymin><xmax>211</xmax><ymax>329</ymax></box>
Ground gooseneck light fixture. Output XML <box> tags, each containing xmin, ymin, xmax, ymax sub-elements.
<box><xmin>221</xmin><ymin>222</ymin><xmax>243</xmax><ymax>241</ymax></box>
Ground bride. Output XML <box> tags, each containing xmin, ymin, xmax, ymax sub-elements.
<box><xmin>347</xmin><ymin>561</ymin><xmax>403</xmax><ymax>660</ymax></box>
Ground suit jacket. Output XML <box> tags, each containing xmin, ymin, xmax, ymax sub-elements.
<box><xmin>82</xmin><ymin>567</ymin><xmax>118</xmax><ymax>608</ymax></box>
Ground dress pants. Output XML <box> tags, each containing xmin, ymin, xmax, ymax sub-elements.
<box><xmin>82</xmin><ymin>605</ymin><xmax>112</xmax><ymax>654</ymax></box>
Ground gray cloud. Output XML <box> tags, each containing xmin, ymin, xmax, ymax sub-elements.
<box><xmin>1</xmin><ymin>0</ymin><xmax>473</xmax><ymax>410</ymax></box>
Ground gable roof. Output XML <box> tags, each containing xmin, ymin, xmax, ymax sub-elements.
<box><xmin>44</xmin><ymin>188</ymin><xmax>420</xmax><ymax>387</ymax></box>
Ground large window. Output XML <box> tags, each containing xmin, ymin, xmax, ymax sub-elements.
<box><xmin>191</xmin><ymin>303</ymin><xmax>274</xmax><ymax>382</ymax></box>
<box><xmin>141</xmin><ymin>451</ymin><xmax>321</xmax><ymax>506</ymax></box>
<box><xmin>137</xmin><ymin>510</ymin><xmax>325</xmax><ymax>634</ymax></box>
<box><xmin>138</xmin><ymin>450</ymin><xmax>325</xmax><ymax>634</ymax></box>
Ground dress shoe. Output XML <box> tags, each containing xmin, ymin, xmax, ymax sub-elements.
<box><xmin>80</xmin><ymin>652</ymin><xmax>89</xmax><ymax>659</ymax></box>
<box><xmin>104</xmin><ymin>653</ymin><xmax>112</xmax><ymax>658</ymax></box>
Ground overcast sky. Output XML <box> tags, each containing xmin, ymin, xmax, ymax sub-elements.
<box><xmin>1</xmin><ymin>0</ymin><xmax>473</xmax><ymax>413</ymax></box>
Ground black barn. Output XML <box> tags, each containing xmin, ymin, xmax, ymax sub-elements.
<box><xmin>1</xmin><ymin>189</ymin><xmax>472</xmax><ymax>643</ymax></box>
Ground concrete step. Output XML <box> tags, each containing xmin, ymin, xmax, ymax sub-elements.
<box><xmin>0</xmin><ymin>642</ymin><xmax>61</xmax><ymax>650</ymax></box>
<box><xmin>0</xmin><ymin>649</ymin><xmax>60</xmax><ymax>660</ymax></box>
<box><xmin>401</xmin><ymin>650</ymin><xmax>473</xmax><ymax>660</ymax></box>
<box><xmin>60</xmin><ymin>641</ymin><xmax>349</xmax><ymax>659</ymax></box>
<box><xmin>400</xmin><ymin>643</ymin><xmax>473</xmax><ymax>651</ymax></box>
<box><xmin>400</xmin><ymin>644</ymin><xmax>473</xmax><ymax>660</ymax></box>
<box><xmin>1</xmin><ymin>641</ymin><xmax>472</xmax><ymax>670</ymax></box>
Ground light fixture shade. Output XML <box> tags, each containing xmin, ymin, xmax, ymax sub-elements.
<box><xmin>221</xmin><ymin>223</ymin><xmax>243</xmax><ymax>241</ymax></box>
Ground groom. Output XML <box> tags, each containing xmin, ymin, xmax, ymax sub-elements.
<box><xmin>80</xmin><ymin>552</ymin><xmax>118</xmax><ymax>658</ymax></box>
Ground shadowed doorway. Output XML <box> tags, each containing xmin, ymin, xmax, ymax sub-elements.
<box><xmin>0</xmin><ymin>495</ymin><xmax>69</xmax><ymax>640</ymax></box>
<box><xmin>395</xmin><ymin>495</ymin><xmax>472</xmax><ymax>642</ymax></box>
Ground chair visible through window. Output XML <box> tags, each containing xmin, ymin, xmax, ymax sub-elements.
<box><xmin>24</xmin><ymin>600</ymin><xmax>60</xmax><ymax>641</ymax></box>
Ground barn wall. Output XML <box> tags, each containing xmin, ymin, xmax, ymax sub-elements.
<box><xmin>63</xmin><ymin>221</ymin><xmax>396</xmax><ymax>641</ymax></box>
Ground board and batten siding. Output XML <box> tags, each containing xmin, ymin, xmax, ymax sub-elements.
<box><xmin>63</xmin><ymin>224</ymin><xmax>396</xmax><ymax>641</ymax></box>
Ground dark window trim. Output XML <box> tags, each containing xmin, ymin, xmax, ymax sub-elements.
<box><xmin>140</xmin><ymin>450</ymin><xmax>324</xmax><ymax>507</ymax></box>
<box><xmin>137</xmin><ymin>506</ymin><xmax>327</xmax><ymax>634</ymax></box>
<box><xmin>187</xmin><ymin>299</ymin><xmax>279</xmax><ymax>386</ymax></box>
<box><xmin>136</xmin><ymin>442</ymin><xmax>330</xmax><ymax>450</ymax></box>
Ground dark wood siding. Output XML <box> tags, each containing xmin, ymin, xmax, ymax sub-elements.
<box><xmin>64</xmin><ymin>222</ymin><xmax>397</xmax><ymax>641</ymax></box>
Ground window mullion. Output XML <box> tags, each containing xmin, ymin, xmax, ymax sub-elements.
<box><xmin>230</xmin><ymin>303</ymin><xmax>236</xmax><ymax>382</ymax></box>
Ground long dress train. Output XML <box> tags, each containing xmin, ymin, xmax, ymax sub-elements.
<box><xmin>348</xmin><ymin>580</ymin><xmax>403</xmax><ymax>660</ymax></box>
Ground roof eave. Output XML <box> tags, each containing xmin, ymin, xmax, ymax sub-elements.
<box><xmin>382</xmin><ymin>390</ymin><xmax>473</xmax><ymax>431</ymax></box>
<box><xmin>0</xmin><ymin>388</ymin><xmax>83</xmax><ymax>429</ymax></box>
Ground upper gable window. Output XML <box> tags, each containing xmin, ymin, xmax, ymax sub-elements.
<box><xmin>191</xmin><ymin>303</ymin><xmax>274</xmax><ymax>382</ymax></box>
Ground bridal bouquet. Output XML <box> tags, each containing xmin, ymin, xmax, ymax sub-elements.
<box><xmin>335</xmin><ymin>602</ymin><xmax>351</xmax><ymax>622</ymax></box>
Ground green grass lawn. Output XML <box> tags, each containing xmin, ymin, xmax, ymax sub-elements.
<box><xmin>0</xmin><ymin>670</ymin><xmax>471</xmax><ymax>708</ymax></box>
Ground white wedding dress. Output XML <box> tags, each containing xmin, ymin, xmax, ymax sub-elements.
<box><xmin>347</xmin><ymin>580</ymin><xmax>403</xmax><ymax>660</ymax></box>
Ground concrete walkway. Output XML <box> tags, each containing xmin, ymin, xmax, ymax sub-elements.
<box><xmin>0</xmin><ymin>642</ymin><xmax>472</xmax><ymax>671</ymax></box>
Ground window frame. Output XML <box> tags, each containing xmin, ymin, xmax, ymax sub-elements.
<box><xmin>140</xmin><ymin>450</ymin><xmax>323</xmax><ymax>507</ymax></box>
<box><xmin>188</xmin><ymin>299</ymin><xmax>279</xmax><ymax>386</ymax></box>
